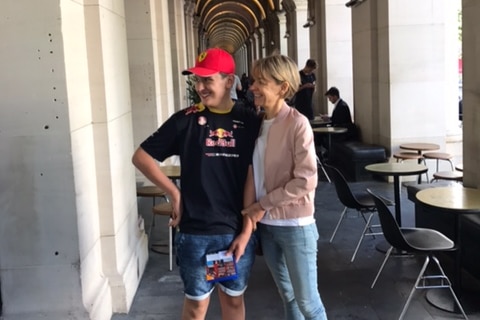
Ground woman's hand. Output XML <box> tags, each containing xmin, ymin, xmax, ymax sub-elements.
<box><xmin>241</xmin><ymin>202</ymin><xmax>266</xmax><ymax>226</ymax></box>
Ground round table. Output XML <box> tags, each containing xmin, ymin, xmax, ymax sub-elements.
<box><xmin>160</xmin><ymin>165</ymin><xmax>181</xmax><ymax>179</ymax></box>
<box><xmin>309</xmin><ymin>118</ymin><xmax>331</xmax><ymax>128</ymax></box>
<box><xmin>399</xmin><ymin>143</ymin><xmax>439</xmax><ymax>183</ymax></box>
<box><xmin>365</xmin><ymin>163</ymin><xmax>428</xmax><ymax>226</ymax></box>
<box><xmin>416</xmin><ymin>186</ymin><xmax>480</xmax><ymax>314</ymax></box>
<box><xmin>136</xmin><ymin>185</ymin><xmax>167</xmax><ymax>206</ymax></box>
<box><xmin>312</xmin><ymin>127</ymin><xmax>347</xmax><ymax>159</ymax></box>
<box><xmin>399</xmin><ymin>143</ymin><xmax>440</xmax><ymax>154</ymax></box>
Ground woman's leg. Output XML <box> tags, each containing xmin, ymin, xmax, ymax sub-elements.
<box><xmin>260</xmin><ymin>223</ymin><xmax>328</xmax><ymax>320</ymax></box>
<box><xmin>259</xmin><ymin>224</ymin><xmax>303</xmax><ymax>320</ymax></box>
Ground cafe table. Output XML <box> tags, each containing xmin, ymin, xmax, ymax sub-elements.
<box><xmin>416</xmin><ymin>186</ymin><xmax>480</xmax><ymax>314</ymax></box>
<box><xmin>365</xmin><ymin>162</ymin><xmax>428</xmax><ymax>226</ymax></box>
<box><xmin>399</xmin><ymin>142</ymin><xmax>440</xmax><ymax>155</ymax></box>
<box><xmin>399</xmin><ymin>143</ymin><xmax>439</xmax><ymax>183</ymax></box>
<box><xmin>312</xmin><ymin>127</ymin><xmax>347</xmax><ymax>160</ymax></box>
<box><xmin>309</xmin><ymin>117</ymin><xmax>331</xmax><ymax>128</ymax></box>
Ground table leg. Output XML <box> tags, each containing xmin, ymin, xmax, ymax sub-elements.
<box><xmin>417</xmin><ymin>151</ymin><xmax>423</xmax><ymax>183</ymax></box>
<box><xmin>327</xmin><ymin>134</ymin><xmax>333</xmax><ymax>160</ymax></box>
<box><xmin>393</xmin><ymin>175</ymin><xmax>402</xmax><ymax>226</ymax></box>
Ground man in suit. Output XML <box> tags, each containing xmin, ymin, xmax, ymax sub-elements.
<box><xmin>319</xmin><ymin>87</ymin><xmax>357</xmax><ymax>153</ymax></box>
<box><xmin>323</xmin><ymin>86</ymin><xmax>352</xmax><ymax>126</ymax></box>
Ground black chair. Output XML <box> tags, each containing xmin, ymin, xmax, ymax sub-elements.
<box><xmin>316</xmin><ymin>155</ymin><xmax>331</xmax><ymax>183</ymax></box>
<box><xmin>324</xmin><ymin>164</ymin><xmax>384</xmax><ymax>262</ymax></box>
<box><xmin>367</xmin><ymin>189</ymin><xmax>467</xmax><ymax>320</ymax></box>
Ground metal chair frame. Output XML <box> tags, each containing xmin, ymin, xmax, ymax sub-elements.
<box><xmin>324</xmin><ymin>164</ymin><xmax>383</xmax><ymax>262</ymax></box>
<box><xmin>367</xmin><ymin>189</ymin><xmax>467</xmax><ymax>320</ymax></box>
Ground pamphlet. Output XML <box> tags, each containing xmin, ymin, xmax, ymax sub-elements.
<box><xmin>205</xmin><ymin>250</ymin><xmax>238</xmax><ymax>283</ymax></box>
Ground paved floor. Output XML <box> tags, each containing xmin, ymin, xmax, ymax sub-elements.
<box><xmin>114</xmin><ymin>175</ymin><xmax>480</xmax><ymax>320</ymax></box>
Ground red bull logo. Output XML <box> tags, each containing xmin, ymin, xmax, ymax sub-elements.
<box><xmin>209</xmin><ymin>128</ymin><xmax>234</xmax><ymax>139</ymax></box>
<box><xmin>206</xmin><ymin>128</ymin><xmax>236</xmax><ymax>147</ymax></box>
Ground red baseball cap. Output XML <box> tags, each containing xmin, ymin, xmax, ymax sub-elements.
<box><xmin>182</xmin><ymin>48</ymin><xmax>235</xmax><ymax>77</ymax></box>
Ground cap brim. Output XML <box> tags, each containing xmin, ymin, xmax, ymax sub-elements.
<box><xmin>182</xmin><ymin>67</ymin><xmax>219</xmax><ymax>77</ymax></box>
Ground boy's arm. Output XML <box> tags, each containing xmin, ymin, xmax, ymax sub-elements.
<box><xmin>132</xmin><ymin>147</ymin><xmax>181</xmax><ymax>226</ymax></box>
<box><xmin>227</xmin><ymin>166</ymin><xmax>257</xmax><ymax>262</ymax></box>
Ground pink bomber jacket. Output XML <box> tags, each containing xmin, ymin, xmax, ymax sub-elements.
<box><xmin>258</xmin><ymin>103</ymin><xmax>318</xmax><ymax>220</ymax></box>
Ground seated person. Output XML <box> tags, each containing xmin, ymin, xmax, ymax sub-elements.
<box><xmin>322</xmin><ymin>86</ymin><xmax>353</xmax><ymax>126</ymax></box>
<box><xmin>319</xmin><ymin>87</ymin><xmax>357</xmax><ymax>150</ymax></box>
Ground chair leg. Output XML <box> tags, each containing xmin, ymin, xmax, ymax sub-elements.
<box><xmin>399</xmin><ymin>255</ymin><xmax>468</xmax><ymax>320</ymax></box>
<box><xmin>351</xmin><ymin>213</ymin><xmax>374</xmax><ymax>262</ymax></box>
<box><xmin>168</xmin><ymin>223</ymin><xmax>173</xmax><ymax>271</ymax></box>
<box><xmin>148</xmin><ymin>213</ymin><xmax>155</xmax><ymax>249</ymax></box>
<box><xmin>371</xmin><ymin>246</ymin><xmax>393</xmax><ymax>288</ymax></box>
<box><xmin>430</xmin><ymin>256</ymin><xmax>468</xmax><ymax>319</ymax></box>
<box><xmin>399</xmin><ymin>255</ymin><xmax>431</xmax><ymax>320</ymax></box>
<box><xmin>317</xmin><ymin>155</ymin><xmax>331</xmax><ymax>183</ymax></box>
<box><xmin>330</xmin><ymin>206</ymin><xmax>347</xmax><ymax>243</ymax></box>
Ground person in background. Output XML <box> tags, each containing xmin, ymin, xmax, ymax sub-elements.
<box><xmin>230</xmin><ymin>73</ymin><xmax>242</xmax><ymax>102</ymax></box>
<box><xmin>322</xmin><ymin>86</ymin><xmax>352</xmax><ymax>127</ymax></box>
<box><xmin>241</xmin><ymin>73</ymin><xmax>249</xmax><ymax>92</ymax></box>
<box><xmin>294</xmin><ymin>59</ymin><xmax>317</xmax><ymax>120</ymax></box>
<box><xmin>242</xmin><ymin>54</ymin><xmax>328</xmax><ymax>320</ymax></box>
<box><xmin>132</xmin><ymin>47</ymin><xmax>260</xmax><ymax>320</ymax></box>
<box><xmin>322</xmin><ymin>86</ymin><xmax>357</xmax><ymax>145</ymax></box>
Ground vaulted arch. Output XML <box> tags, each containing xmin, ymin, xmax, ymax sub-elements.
<box><xmin>194</xmin><ymin>0</ymin><xmax>278</xmax><ymax>53</ymax></box>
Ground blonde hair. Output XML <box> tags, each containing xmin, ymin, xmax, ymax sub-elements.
<box><xmin>251</xmin><ymin>54</ymin><xmax>300</xmax><ymax>100</ymax></box>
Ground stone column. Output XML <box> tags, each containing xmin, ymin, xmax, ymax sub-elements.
<box><xmin>149</xmin><ymin>1</ymin><xmax>176</xmax><ymax>122</ymax></box>
<box><xmin>253</xmin><ymin>32</ymin><xmax>260</xmax><ymax>61</ymax></box>
<box><xmin>277</xmin><ymin>10</ymin><xmax>288</xmax><ymax>55</ymax></box>
<box><xmin>169</xmin><ymin>0</ymin><xmax>188</xmax><ymax>111</ymax></box>
<box><xmin>0</xmin><ymin>0</ymin><xmax>148</xmax><ymax>318</ymax></box>
<box><xmin>325</xmin><ymin>0</ymin><xmax>353</xmax><ymax>118</ymax></box>
<box><xmin>293</xmin><ymin>0</ymin><xmax>310</xmax><ymax>66</ymax></box>
<box><xmin>282</xmin><ymin>0</ymin><xmax>297</xmax><ymax>61</ymax></box>
<box><xmin>462</xmin><ymin>0</ymin><xmax>480</xmax><ymax>187</ymax></box>
<box><xmin>259</xmin><ymin>27</ymin><xmax>266</xmax><ymax>58</ymax></box>
<box><xmin>184</xmin><ymin>0</ymin><xmax>197</xmax><ymax>62</ymax></box>
<box><xmin>352</xmin><ymin>0</ymin><xmax>458</xmax><ymax>158</ymax></box>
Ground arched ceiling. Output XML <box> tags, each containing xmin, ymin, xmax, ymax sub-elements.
<box><xmin>194</xmin><ymin>0</ymin><xmax>278</xmax><ymax>53</ymax></box>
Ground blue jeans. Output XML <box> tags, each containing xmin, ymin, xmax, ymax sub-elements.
<box><xmin>175</xmin><ymin>232</ymin><xmax>257</xmax><ymax>301</ymax></box>
<box><xmin>258</xmin><ymin>223</ymin><xmax>327</xmax><ymax>320</ymax></box>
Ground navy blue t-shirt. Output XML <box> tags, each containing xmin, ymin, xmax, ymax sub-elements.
<box><xmin>140</xmin><ymin>103</ymin><xmax>260</xmax><ymax>235</ymax></box>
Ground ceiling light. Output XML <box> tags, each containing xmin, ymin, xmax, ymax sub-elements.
<box><xmin>303</xmin><ymin>20</ymin><xmax>314</xmax><ymax>28</ymax></box>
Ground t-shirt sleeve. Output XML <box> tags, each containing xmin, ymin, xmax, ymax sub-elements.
<box><xmin>140</xmin><ymin>114</ymin><xmax>180</xmax><ymax>162</ymax></box>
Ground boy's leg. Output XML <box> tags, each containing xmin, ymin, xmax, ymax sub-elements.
<box><xmin>182</xmin><ymin>296</ymin><xmax>210</xmax><ymax>320</ymax></box>
<box><xmin>176</xmin><ymin>233</ymin><xmax>216</xmax><ymax>319</ymax></box>
<box><xmin>176</xmin><ymin>232</ymin><xmax>256</xmax><ymax>320</ymax></box>
<box><xmin>216</xmin><ymin>234</ymin><xmax>257</xmax><ymax>320</ymax></box>
<box><xmin>217</xmin><ymin>290</ymin><xmax>245</xmax><ymax>320</ymax></box>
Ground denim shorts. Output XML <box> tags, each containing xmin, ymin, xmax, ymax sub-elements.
<box><xmin>175</xmin><ymin>232</ymin><xmax>257</xmax><ymax>301</ymax></box>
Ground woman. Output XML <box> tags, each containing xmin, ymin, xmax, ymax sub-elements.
<box><xmin>242</xmin><ymin>55</ymin><xmax>327</xmax><ymax>320</ymax></box>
